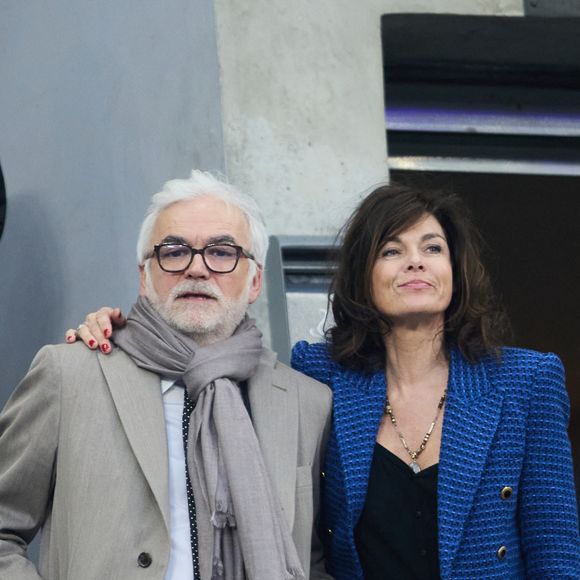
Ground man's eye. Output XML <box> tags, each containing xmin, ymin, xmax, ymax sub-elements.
<box><xmin>161</xmin><ymin>246</ymin><xmax>189</xmax><ymax>259</ymax></box>
<box><xmin>206</xmin><ymin>246</ymin><xmax>237</xmax><ymax>259</ymax></box>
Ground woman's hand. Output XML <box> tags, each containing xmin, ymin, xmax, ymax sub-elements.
<box><xmin>65</xmin><ymin>307</ymin><xmax>126</xmax><ymax>354</ymax></box>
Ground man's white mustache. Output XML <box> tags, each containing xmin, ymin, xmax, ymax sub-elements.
<box><xmin>170</xmin><ymin>281</ymin><xmax>223</xmax><ymax>300</ymax></box>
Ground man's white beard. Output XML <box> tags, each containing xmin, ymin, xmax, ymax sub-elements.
<box><xmin>144</xmin><ymin>274</ymin><xmax>251</xmax><ymax>345</ymax></box>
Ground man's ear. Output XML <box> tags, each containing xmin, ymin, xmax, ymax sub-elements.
<box><xmin>248</xmin><ymin>266</ymin><xmax>263</xmax><ymax>304</ymax></box>
<box><xmin>139</xmin><ymin>264</ymin><xmax>147</xmax><ymax>296</ymax></box>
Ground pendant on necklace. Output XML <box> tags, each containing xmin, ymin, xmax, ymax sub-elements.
<box><xmin>409</xmin><ymin>460</ymin><xmax>421</xmax><ymax>474</ymax></box>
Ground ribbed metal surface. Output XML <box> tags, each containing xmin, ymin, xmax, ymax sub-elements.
<box><xmin>266</xmin><ymin>235</ymin><xmax>335</xmax><ymax>364</ymax></box>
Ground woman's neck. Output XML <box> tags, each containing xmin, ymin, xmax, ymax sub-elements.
<box><xmin>384</xmin><ymin>321</ymin><xmax>448</xmax><ymax>395</ymax></box>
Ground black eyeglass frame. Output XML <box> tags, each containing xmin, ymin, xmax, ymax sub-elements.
<box><xmin>148</xmin><ymin>242</ymin><xmax>256</xmax><ymax>274</ymax></box>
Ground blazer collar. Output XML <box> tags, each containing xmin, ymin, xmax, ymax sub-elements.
<box><xmin>438</xmin><ymin>348</ymin><xmax>504</xmax><ymax>577</ymax></box>
<box><xmin>248</xmin><ymin>348</ymin><xmax>299</xmax><ymax>530</ymax></box>
<box><xmin>98</xmin><ymin>349</ymin><xmax>170</xmax><ymax>530</ymax></box>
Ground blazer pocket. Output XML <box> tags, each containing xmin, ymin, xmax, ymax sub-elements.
<box><xmin>296</xmin><ymin>465</ymin><xmax>313</xmax><ymax>489</ymax></box>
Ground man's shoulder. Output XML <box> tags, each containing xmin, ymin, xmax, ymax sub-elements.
<box><xmin>29</xmin><ymin>341</ymin><xmax>145</xmax><ymax>381</ymax></box>
<box><xmin>34</xmin><ymin>341</ymin><xmax>126</xmax><ymax>364</ymax></box>
<box><xmin>30</xmin><ymin>341</ymin><xmax>100</xmax><ymax>369</ymax></box>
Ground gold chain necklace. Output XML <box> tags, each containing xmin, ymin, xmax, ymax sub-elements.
<box><xmin>383</xmin><ymin>389</ymin><xmax>447</xmax><ymax>474</ymax></box>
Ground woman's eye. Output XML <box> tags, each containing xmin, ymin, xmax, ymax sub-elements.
<box><xmin>381</xmin><ymin>247</ymin><xmax>400</xmax><ymax>257</ymax></box>
<box><xmin>425</xmin><ymin>244</ymin><xmax>442</xmax><ymax>254</ymax></box>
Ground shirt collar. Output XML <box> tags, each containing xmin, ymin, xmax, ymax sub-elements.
<box><xmin>161</xmin><ymin>378</ymin><xmax>179</xmax><ymax>395</ymax></box>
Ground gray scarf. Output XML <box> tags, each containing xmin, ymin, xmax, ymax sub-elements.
<box><xmin>114</xmin><ymin>296</ymin><xmax>304</xmax><ymax>580</ymax></box>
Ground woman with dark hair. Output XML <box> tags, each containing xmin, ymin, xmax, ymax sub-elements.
<box><xmin>69</xmin><ymin>182</ymin><xmax>579</xmax><ymax>579</ymax></box>
<box><xmin>291</xmin><ymin>182</ymin><xmax>579</xmax><ymax>579</ymax></box>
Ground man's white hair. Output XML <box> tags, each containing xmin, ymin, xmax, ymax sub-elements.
<box><xmin>136</xmin><ymin>170</ymin><xmax>269</xmax><ymax>268</ymax></box>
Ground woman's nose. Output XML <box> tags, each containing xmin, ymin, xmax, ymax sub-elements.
<box><xmin>406</xmin><ymin>257</ymin><xmax>425</xmax><ymax>271</ymax></box>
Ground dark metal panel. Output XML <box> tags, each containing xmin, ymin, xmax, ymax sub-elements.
<box><xmin>382</xmin><ymin>14</ymin><xmax>580</xmax><ymax>86</ymax></box>
<box><xmin>0</xmin><ymin>161</ymin><xmax>5</xmax><ymax>241</ymax></box>
<box><xmin>524</xmin><ymin>0</ymin><xmax>580</xmax><ymax>17</ymax></box>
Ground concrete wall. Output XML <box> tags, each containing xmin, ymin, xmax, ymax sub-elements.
<box><xmin>215</xmin><ymin>0</ymin><xmax>524</xmax><ymax>238</ymax></box>
<box><xmin>215</xmin><ymin>0</ymin><xmax>389</xmax><ymax>238</ymax></box>
<box><xmin>214</xmin><ymin>0</ymin><xmax>524</xmax><ymax>334</ymax></box>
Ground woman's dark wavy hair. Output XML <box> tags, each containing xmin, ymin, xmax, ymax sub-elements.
<box><xmin>328</xmin><ymin>181</ymin><xmax>509</xmax><ymax>372</ymax></box>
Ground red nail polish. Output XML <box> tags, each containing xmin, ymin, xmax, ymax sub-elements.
<box><xmin>89</xmin><ymin>339</ymin><xmax>96</xmax><ymax>348</ymax></box>
<box><xmin>101</xmin><ymin>344</ymin><xmax>110</xmax><ymax>353</ymax></box>
<box><xmin>66</xmin><ymin>335</ymin><xmax>73</xmax><ymax>342</ymax></box>
<box><xmin>104</xmin><ymin>329</ymin><xmax>111</xmax><ymax>338</ymax></box>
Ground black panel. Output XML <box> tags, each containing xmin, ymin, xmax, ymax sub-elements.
<box><xmin>388</xmin><ymin>132</ymin><xmax>580</xmax><ymax>163</ymax></box>
<box><xmin>382</xmin><ymin>14</ymin><xmax>580</xmax><ymax>87</ymax></box>
<box><xmin>382</xmin><ymin>14</ymin><xmax>580</xmax><ymax>161</ymax></box>
<box><xmin>524</xmin><ymin>0</ymin><xmax>580</xmax><ymax>18</ymax></box>
<box><xmin>0</xmin><ymin>161</ymin><xmax>5</xmax><ymax>241</ymax></box>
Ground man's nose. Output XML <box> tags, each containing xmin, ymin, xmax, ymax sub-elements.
<box><xmin>184</xmin><ymin>253</ymin><xmax>211</xmax><ymax>279</ymax></box>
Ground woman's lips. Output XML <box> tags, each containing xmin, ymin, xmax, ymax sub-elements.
<box><xmin>398</xmin><ymin>280</ymin><xmax>433</xmax><ymax>289</ymax></box>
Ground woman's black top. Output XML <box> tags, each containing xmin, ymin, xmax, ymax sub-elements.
<box><xmin>354</xmin><ymin>443</ymin><xmax>441</xmax><ymax>580</ymax></box>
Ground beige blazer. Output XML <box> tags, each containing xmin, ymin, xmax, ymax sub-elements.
<box><xmin>0</xmin><ymin>342</ymin><xmax>333</xmax><ymax>579</ymax></box>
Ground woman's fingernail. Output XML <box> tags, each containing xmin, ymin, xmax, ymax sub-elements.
<box><xmin>104</xmin><ymin>329</ymin><xmax>111</xmax><ymax>338</ymax></box>
<box><xmin>89</xmin><ymin>339</ymin><xmax>96</xmax><ymax>348</ymax></box>
<box><xmin>66</xmin><ymin>335</ymin><xmax>74</xmax><ymax>343</ymax></box>
<box><xmin>101</xmin><ymin>343</ymin><xmax>110</xmax><ymax>353</ymax></box>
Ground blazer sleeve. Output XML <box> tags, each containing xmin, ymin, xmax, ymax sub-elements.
<box><xmin>0</xmin><ymin>346</ymin><xmax>61</xmax><ymax>579</ymax></box>
<box><xmin>291</xmin><ymin>341</ymin><xmax>332</xmax><ymax>387</ymax></box>
<box><xmin>518</xmin><ymin>352</ymin><xmax>580</xmax><ymax>578</ymax></box>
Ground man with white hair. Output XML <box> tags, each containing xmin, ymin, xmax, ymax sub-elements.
<box><xmin>0</xmin><ymin>171</ymin><xmax>333</xmax><ymax>580</ymax></box>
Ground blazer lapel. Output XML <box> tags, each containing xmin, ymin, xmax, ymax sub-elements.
<box><xmin>438</xmin><ymin>350</ymin><xmax>504</xmax><ymax>578</ymax></box>
<box><xmin>98</xmin><ymin>349</ymin><xmax>170</xmax><ymax>530</ymax></box>
<box><xmin>249</xmin><ymin>348</ymin><xmax>298</xmax><ymax>530</ymax></box>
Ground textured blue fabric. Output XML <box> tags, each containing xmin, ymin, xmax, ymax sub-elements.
<box><xmin>292</xmin><ymin>341</ymin><xmax>580</xmax><ymax>580</ymax></box>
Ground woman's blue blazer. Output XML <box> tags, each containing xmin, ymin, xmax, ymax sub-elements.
<box><xmin>292</xmin><ymin>342</ymin><xmax>580</xmax><ymax>579</ymax></box>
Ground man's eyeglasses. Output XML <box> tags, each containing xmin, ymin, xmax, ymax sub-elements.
<box><xmin>147</xmin><ymin>242</ymin><xmax>255</xmax><ymax>274</ymax></box>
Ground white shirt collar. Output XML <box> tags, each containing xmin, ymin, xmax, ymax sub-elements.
<box><xmin>161</xmin><ymin>378</ymin><xmax>179</xmax><ymax>395</ymax></box>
